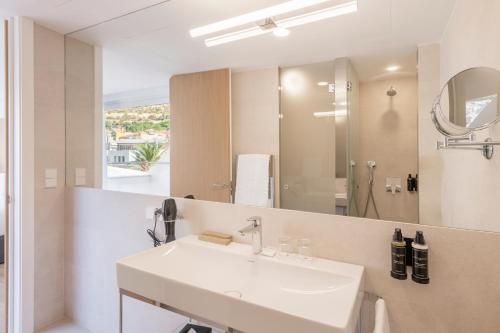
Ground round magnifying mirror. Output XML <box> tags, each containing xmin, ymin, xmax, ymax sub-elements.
<box><xmin>432</xmin><ymin>67</ymin><xmax>500</xmax><ymax>137</ymax></box>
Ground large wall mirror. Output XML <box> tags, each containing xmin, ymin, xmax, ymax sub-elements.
<box><xmin>64</xmin><ymin>0</ymin><xmax>500</xmax><ymax>233</ymax></box>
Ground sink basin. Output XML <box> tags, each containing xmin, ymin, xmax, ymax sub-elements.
<box><xmin>117</xmin><ymin>235</ymin><xmax>364</xmax><ymax>333</ymax></box>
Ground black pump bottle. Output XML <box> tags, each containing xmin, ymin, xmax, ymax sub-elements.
<box><xmin>412</xmin><ymin>231</ymin><xmax>430</xmax><ymax>284</ymax></box>
<box><xmin>391</xmin><ymin>228</ymin><xmax>407</xmax><ymax>280</ymax></box>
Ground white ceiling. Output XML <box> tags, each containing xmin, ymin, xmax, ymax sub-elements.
<box><xmin>2</xmin><ymin>0</ymin><xmax>457</xmax><ymax>95</ymax></box>
<box><xmin>0</xmin><ymin>0</ymin><xmax>170</xmax><ymax>34</ymax></box>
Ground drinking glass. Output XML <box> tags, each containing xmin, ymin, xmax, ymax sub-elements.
<box><xmin>278</xmin><ymin>236</ymin><xmax>292</xmax><ymax>255</ymax></box>
<box><xmin>298</xmin><ymin>238</ymin><xmax>312</xmax><ymax>258</ymax></box>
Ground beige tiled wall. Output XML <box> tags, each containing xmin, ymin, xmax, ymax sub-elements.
<box><xmin>65</xmin><ymin>36</ymin><xmax>98</xmax><ymax>188</ymax></box>
<box><xmin>417</xmin><ymin>44</ymin><xmax>443</xmax><ymax>227</ymax></box>
<box><xmin>357</xmin><ymin>77</ymin><xmax>419</xmax><ymax>223</ymax></box>
<box><xmin>423</xmin><ymin>0</ymin><xmax>500</xmax><ymax>232</ymax></box>
<box><xmin>231</xmin><ymin>68</ymin><xmax>280</xmax><ymax>207</ymax></box>
<box><xmin>34</xmin><ymin>24</ymin><xmax>66</xmax><ymax>329</ymax></box>
<box><xmin>66</xmin><ymin>188</ymin><xmax>500</xmax><ymax>333</ymax></box>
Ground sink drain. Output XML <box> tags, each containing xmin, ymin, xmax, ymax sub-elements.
<box><xmin>224</xmin><ymin>290</ymin><xmax>242</xmax><ymax>298</ymax></box>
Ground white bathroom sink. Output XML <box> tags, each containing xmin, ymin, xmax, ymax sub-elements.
<box><xmin>117</xmin><ymin>235</ymin><xmax>364</xmax><ymax>333</ymax></box>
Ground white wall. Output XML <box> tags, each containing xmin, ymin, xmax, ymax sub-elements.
<box><xmin>66</xmin><ymin>188</ymin><xmax>500</xmax><ymax>333</ymax></box>
<box><xmin>104</xmin><ymin>150</ymin><xmax>170</xmax><ymax>197</ymax></box>
<box><xmin>65</xmin><ymin>189</ymin><xmax>196</xmax><ymax>333</ymax></box>
<box><xmin>437</xmin><ymin>0</ymin><xmax>500</xmax><ymax>232</ymax></box>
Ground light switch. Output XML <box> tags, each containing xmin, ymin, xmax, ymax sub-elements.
<box><xmin>76</xmin><ymin>168</ymin><xmax>86</xmax><ymax>177</ymax></box>
<box><xmin>45</xmin><ymin>178</ymin><xmax>57</xmax><ymax>188</ymax></box>
<box><xmin>75</xmin><ymin>168</ymin><xmax>86</xmax><ymax>186</ymax></box>
<box><xmin>45</xmin><ymin>168</ymin><xmax>57</xmax><ymax>188</ymax></box>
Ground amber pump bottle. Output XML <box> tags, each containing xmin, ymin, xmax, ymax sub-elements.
<box><xmin>391</xmin><ymin>228</ymin><xmax>407</xmax><ymax>280</ymax></box>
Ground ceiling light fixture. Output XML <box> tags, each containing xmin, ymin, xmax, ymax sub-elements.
<box><xmin>317</xmin><ymin>81</ymin><xmax>329</xmax><ymax>86</ymax></box>
<box><xmin>273</xmin><ymin>27</ymin><xmax>291</xmax><ymax>37</ymax></box>
<box><xmin>205</xmin><ymin>27</ymin><xmax>266</xmax><ymax>47</ymax></box>
<box><xmin>386</xmin><ymin>65</ymin><xmax>400</xmax><ymax>72</ymax></box>
<box><xmin>190</xmin><ymin>0</ymin><xmax>332</xmax><ymax>38</ymax></box>
<box><xmin>203</xmin><ymin>1</ymin><xmax>358</xmax><ymax>47</ymax></box>
<box><xmin>313</xmin><ymin>110</ymin><xmax>347</xmax><ymax>118</ymax></box>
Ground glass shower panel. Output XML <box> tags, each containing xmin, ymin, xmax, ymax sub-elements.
<box><xmin>280</xmin><ymin>62</ymin><xmax>336</xmax><ymax>214</ymax></box>
<box><xmin>347</xmin><ymin>63</ymin><xmax>360</xmax><ymax>217</ymax></box>
<box><xmin>334</xmin><ymin>58</ymin><xmax>360</xmax><ymax>217</ymax></box>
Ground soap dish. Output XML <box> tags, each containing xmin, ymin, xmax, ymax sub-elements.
<box><xmin>198</xmin><ymin>231</ymin><xmax>233</xmax><ymax>246</ymax></box>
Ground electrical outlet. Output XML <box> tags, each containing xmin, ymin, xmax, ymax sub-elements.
<box><xmin>75</xmin><ymin>168</ymin><xmax>86</xmax><ymax>186</ymax></box>
<box><xmin>145</xmin><ymin>206</ymin><xmax>156</xmax><ymax>220</ymax></box>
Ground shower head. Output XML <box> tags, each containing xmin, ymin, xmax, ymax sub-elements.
<box><xmin>387</xmin><ymin>86</ymin><xmax>397</xmax><ymax>97</ymax></box>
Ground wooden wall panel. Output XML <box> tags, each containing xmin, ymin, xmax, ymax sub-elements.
<box><xmin>170</xmin><ymin>69</ymin><xmax>231</xmax><ymax>202</ymax></box>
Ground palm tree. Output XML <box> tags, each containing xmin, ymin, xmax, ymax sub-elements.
<box><xmin>133</xmin><ymin>143</ymin><xmax>165</xmax><ymax>171</ymax></box>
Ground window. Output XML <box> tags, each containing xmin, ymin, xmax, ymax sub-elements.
<box><xmin>104</xmin><ymin>103</ymin><xmax>170</xmax><ymax>196</ymax></box>
<box><xmin>465</xmin><ymin>94</ymin><xmax>498</xmax><ymax>127</ymax></box>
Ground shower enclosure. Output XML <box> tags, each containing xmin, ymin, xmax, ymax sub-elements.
<box><xmin>279</xmin><ymin>58</ymin><xmax>359</xmax><ymax>216</ymax></box>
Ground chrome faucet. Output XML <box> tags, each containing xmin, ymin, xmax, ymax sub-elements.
<box><xmin>239</xmin><ymin>216</ymin><xmax>262</xmax><ymax>254</ymax></box>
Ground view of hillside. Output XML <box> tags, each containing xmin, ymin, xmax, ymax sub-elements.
<box><xmin>105</xmin><ymin>104</ymin><xmax>170</xmax><ymax>143</ymax></box>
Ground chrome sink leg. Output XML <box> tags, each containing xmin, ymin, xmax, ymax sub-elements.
<box><xmin>119</xmin><ymin>291</ymin><xmax>123</xmax><ymax>333</ymax></box>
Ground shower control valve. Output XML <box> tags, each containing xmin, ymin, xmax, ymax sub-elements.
<box><xmin>386</xmin><ymin>177</ymin><xmax>402</xmax><ymax>195</ymax></box>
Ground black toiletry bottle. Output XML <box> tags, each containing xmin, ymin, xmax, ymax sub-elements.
<box><xmin>391</xmin><ymin>228</ymin><xmax>407</xmax><ymax>280</ymax></box>
<box><xmin>407</xmin><ymin>174</ymin><xmax>413</xmax><ymax>191</ymax></box>
<box><xmin>413</xmin><ymin>174</ymin><xmax>419</xmax><ymax>192</ymax></box>
<box><xmin>412</xmin><ymin>231</ymin><xmax>430</xmax><ymax>284</ymax></box>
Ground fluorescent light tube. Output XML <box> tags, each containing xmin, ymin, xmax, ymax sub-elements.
<box><xmin>313</xmin><ymin>110</ymin><xmax>347</xmax><ymax>118</ymax></box>
<box><xmin>205</xmin><ymin>26</ymin><xmax>267</xmax><ymax>47</ymax></box>
<box><xmin>204</xmin><ymin>1</ymin><xmax>358</xmax><ymax>47</ymax></box>
<box><xmin>190</xmin><ymin>0</ymin><xmax>332</xmax><ymax>38</ymax></box>
<box><xmin>278</xmin><ymin>1</ymin><xmax>358</xmax><ymax>29</ymax></box>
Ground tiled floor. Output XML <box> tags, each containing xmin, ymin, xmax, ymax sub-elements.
<box><xmin>38</xmin><ymin>319</ymin><xmax>91</xmax><ymax>333</ymax></box>
<box><xmin>38</xmin><ymin>319</ymin><xmax>228</xmax><ymax>333</ymax></box>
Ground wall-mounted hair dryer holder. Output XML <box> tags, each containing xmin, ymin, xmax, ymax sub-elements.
<box><xmin>147</xmin><ymin>198</ymin><xmax>178</xmax><ymax>246</ymax></box>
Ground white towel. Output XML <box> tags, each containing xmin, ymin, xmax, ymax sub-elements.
<box><xmin>373</xmin><ymin>298</ymin><xmax>391</xmax><ymax>333</ymax></box>
<box><xmin>234</xmin><ymin>154</ymin><xmax>271</xmax><ymax>207</ymax></box>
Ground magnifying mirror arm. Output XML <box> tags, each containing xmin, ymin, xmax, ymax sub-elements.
<box><xmin>433</xmin><ymin>105</ymin><xmax>500</xmax><ymax>159</ymax></box>
<box><xmin>437</xmin><ymin>137</ymin><xmax>500</xmax><ymax>160</ymax></box>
